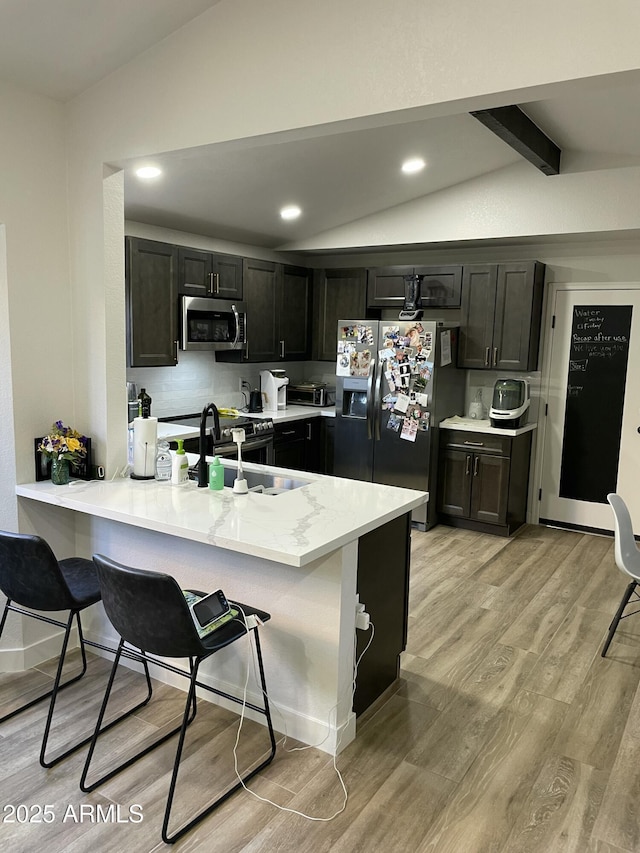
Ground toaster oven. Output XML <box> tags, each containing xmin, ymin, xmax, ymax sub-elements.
<box><xmin>287</xmin><ymin>384</ymin><xmax>336</xmax><ymax>407</ymax></box>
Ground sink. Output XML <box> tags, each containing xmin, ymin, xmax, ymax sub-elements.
<box><xmin>222</xmin><ymin>466</ymin><xmax>310</xmax><ymax>495</ymax></box>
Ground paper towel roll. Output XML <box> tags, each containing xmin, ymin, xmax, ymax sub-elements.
<box><xmin>132</xmin><ymin>416</ymin><xmax>157</xmax><ymax>478</ymax></box>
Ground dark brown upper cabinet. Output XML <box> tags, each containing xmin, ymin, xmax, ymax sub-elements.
<box><xmin>457</xmin><ymin>261</ymin><xmax>545</xmax><ymax>371</ymax></box>
<box><xmin>126</xmin><ymin>237</ymin><xmax>179</xmax><ymax>368</ymax></box>
<box><xmin>177</xmin><ymin>247</ymin><xmax>243</xmax><ymax>299</ymax></box>
<box><xmin>217</xmin><ymin>260</ymin><xmax>312</xmax><ymax>363</ymax></box>
<box><xmin>367</xmin><ymin>265</ymin><xmax>462</xmax><ymax>309</ymax></box>
<box><xmin>312</xmin><ymin>268</ymin><xmax>368</xmax><ymax>361</ymax></box>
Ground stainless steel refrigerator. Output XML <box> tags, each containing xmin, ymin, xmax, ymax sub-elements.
<box><xmin>334</xmin><ymin>319</ymin><xmax>465</xmax><ymax>530</ymax></box>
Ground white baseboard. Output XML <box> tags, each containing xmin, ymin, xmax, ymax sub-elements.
<box><xmin>85</xmin><ymin>629</ymin><xmax>355</xmax><ymax>756</ymax></box>
<box><xmin>0</xmin><ymin>627</ymin><xmax>79</xmax><ymax>672</ymax></box>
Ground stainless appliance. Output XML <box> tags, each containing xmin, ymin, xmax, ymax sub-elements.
<box><xmin>160</xmin><ymin>413</ymin><xmax>274</xmax><ymax>465</ymax></box>
<box><xmin>260</xmin><ymin>369</ymin><xmax>288</xmax><ymax>412</ymax></box>
<box><xmin>126</xmin><ymin>381</ymin><xmax>138</xmax><ymax>423</ymax></box>
<box><xmin>489</xmin><ymin>378</ymin><xmax>530</xmax><ymax>428</ymax></box>
<box><xmin>287</xmin><ymin>383</ymin><xmax>336</xmax><ymax>408</ymax></box>
<box><xmin>180</xmin><ymin>296</ymin><xmax>246</xmax><ymax>352</ymax></box>
<box><xmin>334</xmin><ymin>319</ymin><xmax>465</xmax><ymax>530</ymax></box>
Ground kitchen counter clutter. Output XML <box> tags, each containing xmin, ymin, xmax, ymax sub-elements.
<box><xmin>16</xmin><ymin>459</ymin><xmax>425</xmax><ymax>754</ymax></box>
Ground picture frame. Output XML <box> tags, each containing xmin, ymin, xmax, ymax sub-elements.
<box><xmin>34</xmin><ymin>437</ymin><xmax>92</xmax><ymax>482</ymax></box>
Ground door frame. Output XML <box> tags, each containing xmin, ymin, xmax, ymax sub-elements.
<box><xmin>531</xmin><ymin>280</ymin><xmax>640</xmax><ymax>528</ymax></box>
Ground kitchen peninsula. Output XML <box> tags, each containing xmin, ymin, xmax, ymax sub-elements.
<box><xmin>16</xmin><ymin>459</ymin><xmax>425</xmax><ymax>754</ymax></box>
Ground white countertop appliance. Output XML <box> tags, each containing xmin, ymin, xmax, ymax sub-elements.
<box><xmin>260</xmin><ymin>369</ymin><xmax>289</xmax><ymax>412</ymax></box>
<box><xmin>490</xmin><ymin>378</ymin><xmax>530</xmax><ymax>428</ymax></box>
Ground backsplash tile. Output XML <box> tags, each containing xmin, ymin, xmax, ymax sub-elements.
<box><xmin>126</xmin><ymin>354</ymin><xmax>337</xmax><ymax>418</ymax></box>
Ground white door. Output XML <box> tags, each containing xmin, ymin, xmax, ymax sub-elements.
<box><xmin>540</xmin><ymin>285</ymin><xmax>640</xmax><ymax>533</ymax></box>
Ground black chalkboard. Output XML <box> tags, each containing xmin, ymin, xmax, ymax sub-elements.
<box><xmin>559</xmin><ymin>305</ymin><xmax>632</xmax><ymax>503</ymax></box>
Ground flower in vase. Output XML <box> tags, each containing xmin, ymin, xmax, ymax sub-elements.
<box><xmin>38</xmin><ymin>421</ymin><xmax>88</xmax><ymax>466</ymax></box>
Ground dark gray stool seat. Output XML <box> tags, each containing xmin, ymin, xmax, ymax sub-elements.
<box><xmin>0</xmin><ymin>530</ymin><xmax>150</xmax><ymax>767</ymax></box>
<box><xmin>80</xmin><ymin>554</ymin><xmax>276</xmax><ymax>845</ymax></box>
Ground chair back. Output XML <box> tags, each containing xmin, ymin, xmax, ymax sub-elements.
<box><xmin>0</xmin><ymin>530</ymin><xmax>75</xmax><ymax>611</ymax></box>
<box><xmin>607</xmin><ymin>493</ymin><xmax>640</xmax><ymax>581</ymax></box>
<box><xmin>93</xmin><ymin>554</ymin><xmax>204</xmax><ymax>658</ymax></box>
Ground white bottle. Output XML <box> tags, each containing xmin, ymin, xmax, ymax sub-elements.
<box><xmin>171</xmin><ymin>439</ymin><xmax>189</xmax><ymax>484</ymax></box>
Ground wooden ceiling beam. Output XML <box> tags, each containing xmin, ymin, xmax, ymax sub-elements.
<box><xmin>470</xmin><ymin>105</ymin><xmax>561</xmax><ymax>176</ymax></box>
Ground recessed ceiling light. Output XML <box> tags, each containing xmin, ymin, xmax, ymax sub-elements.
<box><xmin>401</xmin><ymin>157</ymin><xmax>426</xmax><ymax>174</ymax></box>
<box><xmin>280</xmin><ymin>205</ymin><xmax>302</xmax><ymax>221</ymax></box>
<box><xmin>135</xmin><ymin>166</ymin><xmax>162</xmax><ymax>179</ymax></box>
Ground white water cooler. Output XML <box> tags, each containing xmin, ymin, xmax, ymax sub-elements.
<box><xmin>260</xmin><ymin>369</ymin><xmax>289</xmax><ymax>413</ymax></box>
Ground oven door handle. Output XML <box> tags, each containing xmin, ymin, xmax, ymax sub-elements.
<box><xmin>214</xmin><ymin>435</ymin><xmax>274</xmax><ymax>457</ymax></box>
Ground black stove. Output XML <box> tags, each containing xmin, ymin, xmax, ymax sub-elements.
<box><xmin>160</xmin><ymin>412</ymin><xmax>274</xmax><ymax>458</ymax></box>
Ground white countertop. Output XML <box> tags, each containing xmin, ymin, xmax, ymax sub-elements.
<box><xmin>439</xmin><ymin>416</ymin><xmax>537</xmax><ymax>437</ymax></box>
<box><xmin>16</xmin><ymin>457</ymin><xmax>425</xmax><ymax>568</ymax></box>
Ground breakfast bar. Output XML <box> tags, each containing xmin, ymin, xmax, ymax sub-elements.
<box><xmin>16</xmin><ymin>460</ymin><xmax>426</xmax><ymax>754</ymax></box>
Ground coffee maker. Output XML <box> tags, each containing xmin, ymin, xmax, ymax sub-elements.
<box><xmin>260</xmin><ymin>369</ymin><xmax>289</xmax><ymax>413</ymax></box>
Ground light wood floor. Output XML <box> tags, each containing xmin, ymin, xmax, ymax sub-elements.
<box><xmin>2</xmin><ymin>523</ymin><xmax>639</xmax><ymax>852</ymax></box>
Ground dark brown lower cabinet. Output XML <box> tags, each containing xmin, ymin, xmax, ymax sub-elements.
<box><xmin>273</xmin><ymin>417</ymin><xmax>334</xmax><ymax>474</ymax></box>
<box><xmin>437</xmin><ymin>428</ymin><xmax>533</xmax><ymax>536</ymax></box>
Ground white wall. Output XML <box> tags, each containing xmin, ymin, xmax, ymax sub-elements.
<box><xmin>0</xmin><ymin>80</ymin><xmax>75</xmax><ymax>651</ymax></box>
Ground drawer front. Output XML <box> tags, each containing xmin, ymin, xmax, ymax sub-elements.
<box><xmin>441</xmin><ymin>430</ymin><xmax>511</xmax><ymax>456</ymax></box>
<box><xmin>274</xmin><ymin>421</ymin><xmax>307</xmax><ymax>444</ymax></box>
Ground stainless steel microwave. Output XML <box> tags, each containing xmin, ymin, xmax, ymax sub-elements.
<box><xmin>180</xmin><ymin>296</ymin><xmax>246</xmax><ymax>352</ymax></box>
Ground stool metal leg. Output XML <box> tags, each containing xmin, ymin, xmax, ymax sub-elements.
<box><xmin>163</xmin><ymin>629</ymin><xmax>277</xmax><ymax>844</ymax></box>
<box><xmin>80</xmin><ymin>642</ymin><xmax>197</xmax><ymax>794</ymax></box>
<box><xmin>602</xmin><ymin>580</ymin><xmax>637</xmax><ymax>658</ymax></box>
<box><xmin>0</xmin><ymin>604</ymin><xmax>87</xmax><ymax>727</ymax></box>
<box><xmin>40</xmin><ymin>614</ymin><xmax>154</xmax><ymax>768</ymax></box>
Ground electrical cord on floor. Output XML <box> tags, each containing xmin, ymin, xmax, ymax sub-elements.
<box><xmin>230</xmin><ymin>603</ymin><xmax>375</xmax><ymax>821</ymax></box>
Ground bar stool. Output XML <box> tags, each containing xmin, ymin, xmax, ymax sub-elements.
<box><xmin>0</xmin><ymin>530</ymin><xmax>151</xmax><ymax>767</ymax></box>
<box><xmin>601</xmin><ymin>493</ymin><xmax>640</xmax><ymax>656</ymax></box>
<box><xmin>80</xmin><ymin>554</ymin><xmax>276</xmax><ymax>845</ymax></box>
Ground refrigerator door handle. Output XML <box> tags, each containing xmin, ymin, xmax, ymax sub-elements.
<box><xmin>373</xmin><ymin>358</ymin><xmax>384</xmax><ymax>440</ymax></box>
<box><xmin>366</xmin><ymin>360</ymin><xmax>375</xmax><ymax>440</ymax></box>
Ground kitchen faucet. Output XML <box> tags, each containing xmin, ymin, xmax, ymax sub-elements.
<box><xmin>197</xmin><ymin>403</ymin><xmax>220</xmax><ymax>487</ymax></box>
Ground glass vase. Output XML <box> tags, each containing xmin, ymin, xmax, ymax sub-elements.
<box><xmin>51</xmin><ymin>457</ymin><xmax>70</xmax><ymax>485</ymax></box>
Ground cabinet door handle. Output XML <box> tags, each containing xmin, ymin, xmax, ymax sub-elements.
<box><xmin>307</xmin><ymin>423</ymin><xmax>312</xmax><ymax>440</ymax></box>
<box><xmin>465</xmin><ymin>454</ymin><xmax>471</xmax><ymax>475</ymax></box>
<box><xmin>280</xmin><ymin>339</ymin><xmax>285</xmax><ymax>358</ymax></box>
<box><xmin>281</xmin><ymin>429</ymin><xmax>296</xmax><ymax>436</ymax></box>
<box><xmin>213</xmin><ymin>272</ymin><xmax>220</xmax><ymax>294</ymax></box>
<box><xmin>208</xmin><ymin>272</ymin><xmax>214</xmax><ymax>295</ymax></box>
<box><xmin>493</xmin><ymin>347</ymin><xmax>498</xmax><ymax>367</ymax></box>
<box><xmin>474</xmin><ymin>456</ymin><xmax>479</xmax><ymax>476</ymax></box>
<box><xmin>174</xmin><ymin>340</ymin><xmax>179</xmax><ymax>363</ymax></box>
<box><xmin>485</xmin><ymin>347</ymin><xmax>490</xmax><ymax>367</ymax></box>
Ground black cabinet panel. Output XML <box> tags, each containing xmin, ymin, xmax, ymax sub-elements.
<box><xmin>458</xmin><ymin>261</ymin><xmax>545</xmax><ymax>371</ymax></box>
<box><xmin>367</xmin><ymin>265</ymin><xmax>462</xmax><ymax>308</ymax></box>
<box><xmin>126</xmin><ymin>237</ymin><xmax>178</xmax><ymax>368</ymax></box>
<box><xmin>178</xmin><ymin>247</ymin><xmax>243</xmax><ymax>299</ymax></box>
<box><xmin>438</xmin><ymin>428</ymin><xmax>531</xmax><ymax>536</ymax></box>
<box><xmin>280</xmin><ymin>266</ymin><xmax>312</xmax><ymax>360</ymax></box>
<box><xmin>313</xmin><ymin>269</ymin><xmax>367</xmax><ymax>361</ymax></box>
<box><xmin>243</xmin><ymin>258</ymin><xmax>279</xmax><ymax>362</ymax></box>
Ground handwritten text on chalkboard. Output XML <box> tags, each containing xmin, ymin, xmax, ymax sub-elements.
<box><xmin>559</xmin><ymin>304</ymin><xmax>631</xmax><ymax>504</ymax></box>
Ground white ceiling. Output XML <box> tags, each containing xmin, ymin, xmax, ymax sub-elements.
<box><xmin>3</xmin><ymin>1</ymin><xmax>640</xmax><ymax>251</ymax></box>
